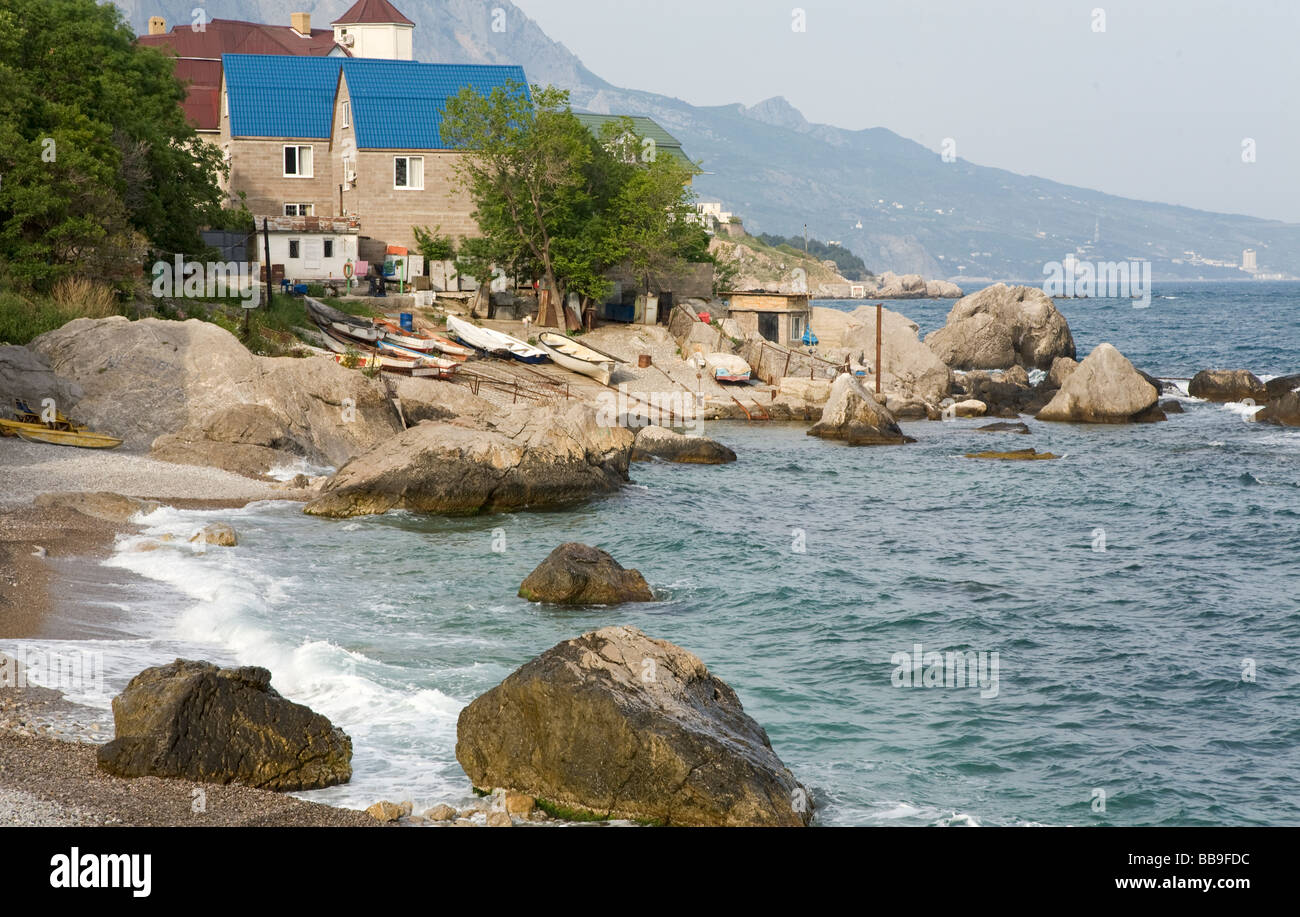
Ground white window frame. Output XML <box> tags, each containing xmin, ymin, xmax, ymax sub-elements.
<box><xmin>341</xmin><ymin>100</ymin><xmax>350</xmax><ymax>129</ymax></box>
<box><xmin>284</xmin><ymin>144</ymin><xmax>314</xmax><ymax>178</ymax></box>
<box><xmin>283</xmin><ymin>203</ymin><xmax>314</xmax><ymax>217</ymax></box>
<box><xmin>393</xmin><ymin>155</ymin><xmax>424</xmax><ymax>191</ymax></box>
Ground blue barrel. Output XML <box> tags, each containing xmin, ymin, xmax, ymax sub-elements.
<box><xmin>399</xmin><ymin>312</ymin><xmax>414</xmax><ymax>332</ymax></box>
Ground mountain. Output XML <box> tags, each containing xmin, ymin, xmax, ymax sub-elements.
<box><xmin>119</xmin><ymin>0</ymin><xmax>1300</xmax><ymax>280</ymax></box>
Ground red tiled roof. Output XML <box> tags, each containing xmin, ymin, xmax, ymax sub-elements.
<box><xmin>138</xmin><ymin>20</ymin><xmax>345</xmax><ymax>131</ymax></box>
<box><xmin>332</xmin><ymin>0</ymin><xmax>415</xmax><ymax>26</ymax></box>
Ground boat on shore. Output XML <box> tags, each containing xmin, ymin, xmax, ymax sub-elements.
<box><xmin>305</xmin><ymin>298</ymin><xmax>383</xmax><ymax>344</ymax></box>
<box><xmin>446</xmin><ymin>315</ymin><xmax>548</xmax><ymax>364</ymax></box>
<box><xmin>536</xmin><ymin>331</ymin><xmax>616</xmax><ymax>386</ymax></box>
<box><xmin>14</xmin><ymin>427</ymin><xmax>124</xmax><ymax>449</ymax></box>
<box><xmin>373</xmin><ymin>318</ymin><xmax>472</xmax><ymax>358</ymax></box>
<box><xmin>316</xmin><ymin>321</ymin><xmax>456</xmax><ymax>378</ymax></box>
<box><xmin>705</xmin><ymin>353</ymin><xmax>752</xmax><ymax>383</ymax></box>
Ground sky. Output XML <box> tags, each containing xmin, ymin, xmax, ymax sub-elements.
<box><xmin>512</xmin><ymin>0</ymin><xmax>1300</xmax><ymax>223</ymax></box>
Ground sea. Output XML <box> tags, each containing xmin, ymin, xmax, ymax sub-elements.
<box><xmin>7</xmin><ymin>280</ymin><xmax>1299</xmax><ymax>826</ymax></box>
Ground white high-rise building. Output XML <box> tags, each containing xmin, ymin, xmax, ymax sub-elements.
<box><xmin>1242</xmin><ymin>249</ymin><xmax>1258</xmax><ymax>271</ymax></box>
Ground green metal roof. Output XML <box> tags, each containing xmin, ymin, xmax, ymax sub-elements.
<box><xmin>573</xmin><ymin>113</ymin><xmax>698</xmax><ymax>171</ymax></box>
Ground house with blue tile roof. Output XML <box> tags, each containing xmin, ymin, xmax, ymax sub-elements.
<box><xmin>218</xmin><ymin>53</ymin><xmax>528</xmax><ymax>278</ymax></box>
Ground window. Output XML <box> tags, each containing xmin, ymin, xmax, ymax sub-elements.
<box><xmin>284</xmin><ymin>203</ymin><xmax>314</xmax><ymax>216</ymax></box>
<box><xmin>323</xmin><ymin>239</ymin><xmax>334</xmax><ymax>258</ymax></box>
<box><xmin>284</xmin><ymin>145</ymin><xmax>313</xmax><ymax>178</ymax></box>
<box><xmin>394</xmin><ymin>155</ymin><xmax>424</xmax><ymax>190</ymax></box>
<box><xmin>288</xmin><ymin>240</ymin><xmax>301</xmax><ymax>259</ymax></box>
<box><xmin>341</xmin><ymin>100</ymin><xmax>350</xmax><ymax>129</ymax></box>
<box><xmin>790</xmin><ymin>314</ymin><xmax>806</xmax><ymax>343</ymax></box>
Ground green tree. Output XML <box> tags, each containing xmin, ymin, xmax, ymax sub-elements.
<box><xmin>0</xmin><ymin>0</ymin><xmax>224</xmax><ymax>290</ymax></box>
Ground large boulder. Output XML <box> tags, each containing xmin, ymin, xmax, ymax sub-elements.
<box><xmin>1187</xmin><ymin>369</ymin><xmax>1269</xmax><ymax>403</ymax></box>
<box><xmin>814</xmin><ymin>305</ymin><xmax>951</xmax><ymax>403</ymax></box>
<box><xmin>455</xmin><ymin>626</ymin><xmax>811</xmax><ymax>826</ymax></box>
<box><xmin>1036</xmin><ymin>343</ymin><xmax>1159</xmax><ymax>423</ymax></box>
<box><xmin>1256</xmin><ymin>391</ymin><xmax>1300</xmax><ymax>426</ymax></box>
<box><xmin>96</xmin><ymin>659</ymin><xmax>351</xmax><ymax>791</ymax></box>
<box><xmin>28</xmin><ymin>317</ymin><xmax>401</xmax><ymax>462</ymax></box>
<box><xmin>31</xmin><ymin>491</ymin><xmax>160</xmax><ymax>523</ymax></box>
<box><xmin>630</xmin><ymin>425</ymin><xmax>736</xmax><ymax>464</ymax></box>
<box><xmin>0</xmin><ymin>345</ymin><xmax>83</xmax><ymax>414</ymax></box>
<box><xmin>150</xmin><ymin>403</ymin><xmax>300</xmax><ymax>478</ymax></box>
<box><xmin>808</xmin><ymin>373</ymin><xmax>914</xmax><ymax>445</ymax></box>
<box><xmin>925</xmin><ymin>279</ymin><xmax>964</xmax><ymax>298</ymax></box>
<box><xmin>304</xmin><ymin>402</ymin><xmax>634</xmax><ymax>517</ymax></box>
<box><xmin>1265</xmin><ymin>374</ymin><xmax>1300</xmax><ymax>400</ymax></box>
<box><xmin>769</xmin><ymin>376</ymin><xmax>833</xmax><ymax>420</ymax></box>
<box><xmin>925</xmin><ymin>284</ymin><xmax>1075</xmax><ymax>370</ymax></box>
<box><xmin>518</xmin><ymin>543</ymin><xmax>654</xmax><ymax>604</ymax></box>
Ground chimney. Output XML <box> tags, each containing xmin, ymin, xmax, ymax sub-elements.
<box><xmin>148</xmin><ymin>16</ymin><xmax>166</xmax><ymax>35</ymax></box>
<box><xmin>291</xmin><ymin>12</ymin><xmax>311</xmax><ymax>35</ymax></box>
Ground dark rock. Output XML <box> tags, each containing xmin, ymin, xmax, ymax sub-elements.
<box><xmin>963</xmin><ymin>448</ymin><xmax>1060</xmax><ymax>460</ymax></box>
<box><xmin>97</xmin><ymin>659</ymin><xmax>352</xmax><ymax>791</ymax></box>
<box><xmin>1256</xmin><ymin>391</ymin><xmax>1300</xmax><ymax>426</ymax></box>
<box><xmin>630</xmin><ymin>426</ymin><xmax>736</xmax><ymax>464</ymax></box>
<box><xmin>1159</xmin><ymin>399</ymin><xmax>1185</xmax><ymax>414</ymax></box>
<box><xmin>975</xmin><ymin>422</ymin><xmax>1031</xmax><ymax>434</ymax></box>
<box><xmin>455</xmin><ymin>626</ymin><xmax>811</xmax><ymax>826</ymax></box>
<box><xmin>1188</xmin><ymin>369</ymin><xmax>1268</xmax><ymax>403</ymax></box>
<box><xmin>1265</xmin><ymin>374</ymin><xmax>1300</xmax><ymax>401</ymax></box>
<box><xmin>518</xmin><ymin>543</ymin><xmax>654</xmax><ymax>605</ymax></box>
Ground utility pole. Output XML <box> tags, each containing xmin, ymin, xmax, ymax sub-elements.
<box><xmin>804</xmin><ymin>223</ymin><xmax>808</xmax><ymax>253</ymax></box>
<box><xmin>875</xmin><ymin>303</ymin><xmax>883</xmax><ymax>395</ymax></box>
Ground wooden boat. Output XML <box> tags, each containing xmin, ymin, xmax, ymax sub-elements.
<box><xmin>15</xmin><ymin>427</ymin><xmax>122</xmax><ymax>449</ymax></box>
<box><xmin>305</xmin><ymin>298</ymin><xmax>383</xmax><ymax>343</ymax></box>
<box><xmin>319</xmin><ymin>324</ymin><xmax>455</xmax><ymax>378</ymax></box>
<box><xmin>375</xmin><ymin>338</ymin><xmax>460</xmax><ymax>371</ymax></box>
<box><xmin>374</xmin><ymin>319</ymin><xmax>472</xmax><ymax>358</ymax></box>
<box><xmin>446</xmin><ymin>315</ymin><xmax>548</xmax><ymax>364</ymax></box>
<box><xmin>536</xmin><ymin>332</ymin><xmax>615</xmax><ymax>386</ymax></box>
<box><xmin>705</xmin><ymin>353</ymin><xmax>752</xmax><ymax>383</ymax></box>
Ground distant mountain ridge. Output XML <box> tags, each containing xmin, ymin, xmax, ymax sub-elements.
<box><xmin>119</xmin><ymin>0</ymin><xmax>1300</xmax><ymax>280</ymax></box>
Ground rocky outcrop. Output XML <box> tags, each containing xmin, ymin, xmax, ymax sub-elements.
<box><xmin>926</xmin><ymin>279</ymin><xmax>964</xmax><ymax>298</ymax></box>
<box><xmin>812</xmin><ymin>305</ymin><xmax>952</xmax><ymax>403</ymax></box>
<box><xmin>925</xmin><ymin>284</ymin><xmax>1075</xmax><ymax>370</ymax></box>
<box><xmin>964</xmin><ymin>448</ymin><xmax>1059</xmax><ymax>461</ymax></box>
<box><xmin>31</xmin><ymin>492</ymin><xmax>160</xmax><ymax>524</ymax></box>
<box><xmin>304</xmin><ymin>402</ymin><xmax>634</xmax><ymax>517</ymax></box>
<box><xmin>96</xmin><ymin>659</ymin><xmax>351</xmax><ymax>791</ymax></box>
<box><xmin>949</xmin><ymin>366</ymin><xmax>1034</xmax><ymax>417</ymax></box>
<box><xmin>1036</xmin><ymin>343</ymin><xmax>1159</xmax><ymax>423</ymax></box>
<box><xmin>808</xmin><ymin>374</ymin><xmax>914</xmax><ymax>445</ymax></box>
<box><xmin>1048</xmin><ymin>356</ymin><xmax>1078</xmax><ymax>388</ymax></box>
<box><xmin>975</xmin><ymin>421</ymin><xmax>1031</xmax><ymax>434</ymax></box>
<box><xmin>0</xmin><ymin>345</ymin><xmax>82</xmax><ymax>414</ymax></box>
<box><xmin>1188</xmin><ymin>369</ymin><xmax>1269</xmax><ymax>403</ymax></box>
<box><xmin>28</xmin><ymin>317</ymin><xmax>401</xmax><ymax>464</ymax></box>
<box><xmin>769</xmin><ymin>376</ymin><xmax>833</xmax><ymax>420</ymax></box>
<box><xmin>630</xmin><ymin>425</ymin><xmax>736</xmax><ymax>464</ymax></box>
<box><xmin>518</xmin><ymin>543</ymin><xmax>654</xmax><ymax>604</ymax></box>
<box><xmin>455</xmin><ymin>626</ymin><xmax>811</xmax><ymax>827</ymax></box>
<box><xmin>1256</xmin><ymin>391</ymin><xmax>1300</xmax><ymax>426</ymax></box>
<box><xmin>1265</xmin><ymin>374</ymin><xmax>1300</xmax><ymax>400</ymax></box>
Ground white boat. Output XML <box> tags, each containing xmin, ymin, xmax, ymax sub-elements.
<box><xmin>705</xmin><ymin>352</ymin><xmax>751</xmax><ymax>383</ymax></box>
<box><xmin>446</xmin><ymin>315</ymin><xmax>548</xmax><ymax>364</ymax></box>
<box><xmin>376</xmin><ymin>338</ymin><xmax>460</xmax><ymax>370</ymax></box>
<box><xmin>536</xmin><ymin>332</ymin><xmax>615</xmax><ymax>386</ymax></box>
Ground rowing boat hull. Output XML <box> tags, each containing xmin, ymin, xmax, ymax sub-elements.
<box><xmin>15</xmin><ymin>428</ymin><xmax>122</xmax><ymax>449</ymax></box>
<box><xmin>446</xmin><ymin>315</ymin><xmax>548</xmax><ymax>363</ymax></box>
<box><xmin>536</xmin><ymin>333</ymin><xmax>614</xmax><ymax>386</ymax></box>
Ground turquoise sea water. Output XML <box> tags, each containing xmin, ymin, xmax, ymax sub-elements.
<box><xmin>12</xmin><ymin>281</ymin><xmax>1300</xmax><ymax>826</ymax></box>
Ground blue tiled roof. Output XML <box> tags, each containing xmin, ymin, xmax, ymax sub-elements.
<box><xmin>222</xmin><ymin>54</ymin><xmax>529</xmax><ymax>148</ymax></box>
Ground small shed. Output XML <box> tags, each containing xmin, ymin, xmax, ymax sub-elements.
<box><xmin>724</xmin><ymin>291</ymin><xmax>812</xmax><ymax>345</ymax></box>
<box><xmin>255</xmin><ymin>216</ymin><xmax>360</xmax><ymax>281</ymax></box>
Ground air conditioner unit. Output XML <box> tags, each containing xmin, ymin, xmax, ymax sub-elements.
<box><xmin>340</xmin><ymin>34</ymin><xmax>355</xmax><ymax>46</ymax></box>
<box><xmin>345</xmin><ymin>169</ymin><xmax>357</xmax><ymax>183</ymax></box>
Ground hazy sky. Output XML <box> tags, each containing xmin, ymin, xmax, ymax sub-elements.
<box><xmin>513</xmin><ymin>0</ymin><xmax>1300</xmax><ymax>223</ymax></box>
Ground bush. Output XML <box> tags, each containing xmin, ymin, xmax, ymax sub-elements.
<box><xmin>51</xmin><ymin>276</ymin><xmax>119</xmax><ymax>318</ymax></box>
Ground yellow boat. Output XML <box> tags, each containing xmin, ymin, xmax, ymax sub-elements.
<box><xmin>14</xmin><ymin>427</ymin><xmax>123</xmax><ymax>449</ymax></box>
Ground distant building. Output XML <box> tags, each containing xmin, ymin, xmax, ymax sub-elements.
<box><xmin>572</xmin><ymin>113</ymin><xmax>698</xmax><ymax>175</ymax></box>
<box><xmin>332</xmin><ymin>0</ymin><xmax>415</xmax><ymax>61</ymax></box>
<box><xmin>1242</xmin><ymin>248</ymin><xmax>1258</xmax><ymax>271</ymax></box>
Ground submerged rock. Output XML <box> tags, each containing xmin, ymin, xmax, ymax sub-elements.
<box><xmin>1036</xmin><ymin>343</ymin><xmax>1159</xmax><ymax>423</ymax></box>
<box><xmin>97</xmin><ymin>659</ymin><xmax>351</xmax><ymax>791</ymax></box>
<box><xmin>925</xmin><ymin>284</ymin><xmax>1075</xmax><ymax>370</ymax></box>
<box><xmin>31</xmin><ymin>492</ymin><xmax>160</xmax><ymax>524</ymax></box>
<box><xmin>304</xmin><ymin>403</ymin><xmax>634</xmax><ymax>517</ymax></box>
<box><xmin>630</xmin><ymin>425</ymin><xmax>736</xmax><ymax>464</ymax></box>
<box><xmin>808</xmin><ymin>374</ymin><xmax>914</xmax><ymax>445</ymax></box>
<box><xmin>963</xmin><ymin>448</ymin><xmax>1060</xmax><ymax>461</ymax></box>
<box><xmin>455</xmin><ymin>626</ymin><xmax>811</xmax><ymax>827</ymax></box>
<box><xmin>975</xmin><ymin>421</ymin><xmax>1031</xmax><ymax>434</ymax></box>
<box><xmin>189</xmin><ymin>522</ymin><xmax>237</xmax><ymax>548</ymax></box>
<box><xmin>518</xmin><ymin>543</ymin><xmax>654</xmax><ymax>605</ymax></box>
<box><xmin>1188</xmin><ymin>369</ymin><xmax>1268</xmax><ymax>403</ymax></box>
